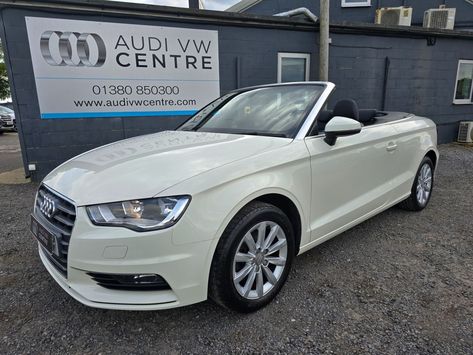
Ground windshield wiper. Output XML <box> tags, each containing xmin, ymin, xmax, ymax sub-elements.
<box><xmin>238</xmin><ymin>131</ymin><xmax>289</xmax><ymax>138</ymax></box>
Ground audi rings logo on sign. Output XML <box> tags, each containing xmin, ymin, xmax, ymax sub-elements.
<box><xmin>40</xmin><ymin>195</ymin><xmax>57</xmax><ymax>219</ymax></box>
<box><xmin>40</xmin><ymin>31</ymin><xmax>106</xmax><ymax>67</ymax></box>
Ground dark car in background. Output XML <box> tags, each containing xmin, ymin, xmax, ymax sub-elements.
<box><xmin>0</xmin><ymin>105</ymin><xmax>16</xmax><ymax>133</ymax></box>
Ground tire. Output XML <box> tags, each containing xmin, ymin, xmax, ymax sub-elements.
<box><xmin>398</xmin><ymin>156</ymin><xmax>434</xmax><ymax>211</ymax></box>
<box><xmin>209</xmin><ymin>201</ymin><xmax>295</xmax><ymax>313</ymax></box>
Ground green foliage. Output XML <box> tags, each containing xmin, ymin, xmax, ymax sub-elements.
<box><xmin>0</xmin><ymin>42</ymin><xmax>11</xmax><ymax>100</ymax></box>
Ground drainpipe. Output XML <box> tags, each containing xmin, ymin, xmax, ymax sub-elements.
<box><xmin>381</xmin><ymin>56</ymin><xmax>390</xmax><ymax>110</ymax></box>
<box><xmin>274</xmin><ymin>7</ymin><xmax>319</xmax><ymax>23</ymax></box>
<box><xmin>319</xmin><ymin>0</ymin><xmax>330</xmax><ymax>81</ymax></box>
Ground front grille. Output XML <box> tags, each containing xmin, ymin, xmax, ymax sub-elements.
<box><xmin>87</xmin><ymin>272</ymin><xmax>171</xmax><ymax>291</ymax></box>
<box><xmin>35</xmin><ymin>185</ymin><xmax>76</xmax><ymax>277</ymax></box>
<box><xmin>0</xmin><ymin>116</ymin><xmax>13</xmax><ymax>125</ymax></box>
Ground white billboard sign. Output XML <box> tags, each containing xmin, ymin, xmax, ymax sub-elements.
<box><xmin>25</xmin><ymin>17</ymin><xmax>220</xmax><ymax>119</ymax></box>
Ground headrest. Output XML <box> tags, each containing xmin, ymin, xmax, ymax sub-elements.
<box><xmin>333</xmin><ymin>99</ymin><xmax>359</xmax><ymax>121</ymax></box>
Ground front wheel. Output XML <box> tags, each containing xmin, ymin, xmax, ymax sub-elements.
<box><xmin>398</xmin><ymin>156</ymin><xmax>434</xmax><ymax>211</ymax></box>
<box><xmin>209</xmin><ymin>202</ymin><xmax>295</xmax><ymax>312</ymax></box>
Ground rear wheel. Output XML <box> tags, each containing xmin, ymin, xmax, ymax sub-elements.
<box><xmin>209</xmin><ymin>202</ymin><xmax>295</xmax><ymax>312</ymax></box>
<box><xmin>398</xmin><ymin>156</ymin><xmax>434</xmax><ymax>211</ymax></box>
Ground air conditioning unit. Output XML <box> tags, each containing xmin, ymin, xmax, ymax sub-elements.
<box><xmin>375</xmin><ymin>7</ymin><xmax>413</xmax><ymax>26</ymax></box>
<box><xmin>423</xmin><ymin>7</ymin><xmax>456</xmax><ymax>30</ymax></box>
<box><xmin>458</xmin><ymin>121</ymin><xmax>473</xmax><ymax>143</ymax></box>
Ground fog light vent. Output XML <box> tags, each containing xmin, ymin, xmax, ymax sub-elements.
<box><xmin>87</xmin><ymin>272</ymin><xmax>171</xmax><ymax>291</ymax></box>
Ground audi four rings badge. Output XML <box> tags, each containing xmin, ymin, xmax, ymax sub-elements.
<box><xmin>40</xmin><ymin>195</ymin><xmax>57</xmax><ymax>218</ymax></box>
<box><xmin>40</xmin><ymin>31</ymin><xmax>106</xmax><ymax>67</ymax></box>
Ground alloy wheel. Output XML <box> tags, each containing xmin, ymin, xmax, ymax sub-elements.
<box><xmin>232</xmin><ymin>221</ymin><xmax>288</xmax><ymax>300</ymax></box>
<box><xmin>416</xmin><ymin>163</ymin><xmax>432</xmax><ymax>206</ymax></box>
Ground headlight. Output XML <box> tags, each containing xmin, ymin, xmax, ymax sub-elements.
<box><xmin>86</xmin><ymin>196</ymin><xmax>191</xmax><ymax>231</ymax></box>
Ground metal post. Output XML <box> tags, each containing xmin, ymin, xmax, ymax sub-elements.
<box><xmin>319</xmin><ymin>0</ymin><xmax>330</xmax><ymax>81</ymax></box>
<box><xmin>188</xmin><ymin>0</ymin><xmax>199</xmax><ymax>9</ymax></box>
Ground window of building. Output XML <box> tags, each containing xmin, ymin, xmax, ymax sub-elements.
<box><xmin>453</xmin><ymin>60</ymin><xmax>473</xmax><ymax>104</ymax></box>
<box><xmin>341</xmin><ymin>0</ymin><xmax>371</xmax><ymax>7</ymax></box>
<box><xmin>277</xmin><ymin>53</ymin><xmax>310</xmax><ymax>83</ymax></box>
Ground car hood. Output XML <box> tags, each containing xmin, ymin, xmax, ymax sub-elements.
<box><xmin>43</xmin><ymin>130</ymin><xmax>291</xmax><ymax>206</ymax></box>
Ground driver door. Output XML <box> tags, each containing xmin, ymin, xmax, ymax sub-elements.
<box><xmin>305</xmin><ymin>123</ymin><xmax>398</xmax><ymax>242</ymax></box>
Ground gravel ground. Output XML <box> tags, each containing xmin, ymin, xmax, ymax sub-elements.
<box><xmin>0</xmin><ymin>144</ymin><xmax>472</xmax><ymax>354</ymax></box>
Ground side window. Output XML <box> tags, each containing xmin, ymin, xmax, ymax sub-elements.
<box><xmin>341</xmin><ymin>0</ymin><xmax>371</xmax><ymax>7</ymax></box>
<box><xmin>453</xmin><ymin>60</ymin><xmax>473</xmax><ymax>104</ymax></box>
<box><xmin>277</xmin><ymin>53</ymin><xmax>310</xmax><ymax>83</ymax></box>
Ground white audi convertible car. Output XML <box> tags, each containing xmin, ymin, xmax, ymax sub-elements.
<box><xmin>31</xmin><ymin>82</ymin><xmax>438</xmax><ymax>312</ymax></box>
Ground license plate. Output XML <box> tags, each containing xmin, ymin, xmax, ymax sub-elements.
<box><xmin>30</xmin><ymin>215</ymin><xmax>59</xmax><ymax>256</ymax></box>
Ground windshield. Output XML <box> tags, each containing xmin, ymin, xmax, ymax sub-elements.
<box><xmin>179</xmin><ymin>84</ymin><xmax>325</xmax><ymax>138</ymax></box>
<box><xmin>0</xmin><ymin>106</ymin><xmax>13</xmax><ymax>114</ymax></box>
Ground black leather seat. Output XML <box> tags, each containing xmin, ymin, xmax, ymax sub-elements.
<box><xmin>314</xmin><ymin>100</ymin><xmax>377</xmax><ymax>133</ymax></box>
<box><xmin>333</xmin><ymin>99</ymin><xmax>359</xmax><ymax>121</ymax></box>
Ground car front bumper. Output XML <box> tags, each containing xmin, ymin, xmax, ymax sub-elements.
<box><xmin>0</xmin><ymin>117</ymin><xmax>15</xmax><ymax>130</ymax></box>
<box><xmin>36</xmin><ymin>207</ymin><xmax>214</xmax><ymax>310</ymax></box>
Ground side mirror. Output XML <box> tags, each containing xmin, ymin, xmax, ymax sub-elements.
<box><xmin>324</xmin><ymin>116</ymin><xmax>362</xmax><ymax>146</ymax></box>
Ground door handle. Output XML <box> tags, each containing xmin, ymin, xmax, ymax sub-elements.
<box><xmin>386</xmin><ymin>142</ymin><xmax>397</xmax><ymax>152</ymax></box>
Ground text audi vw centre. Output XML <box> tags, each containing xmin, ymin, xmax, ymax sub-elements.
<box><xmin>26</xmin><ymin>17</ymin><xmax>220</xmax><ymax>119</ymax></box>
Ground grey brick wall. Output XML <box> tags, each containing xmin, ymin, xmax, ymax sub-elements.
<box><xmin>1</xmin><ymin>4</ymin><xmax>473</xmax><ymax>181</ymax></box>
<box><xmin>326</xmin><ymin>34</ymin><xmax>473</xmax><ymax>141</ymax></box>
